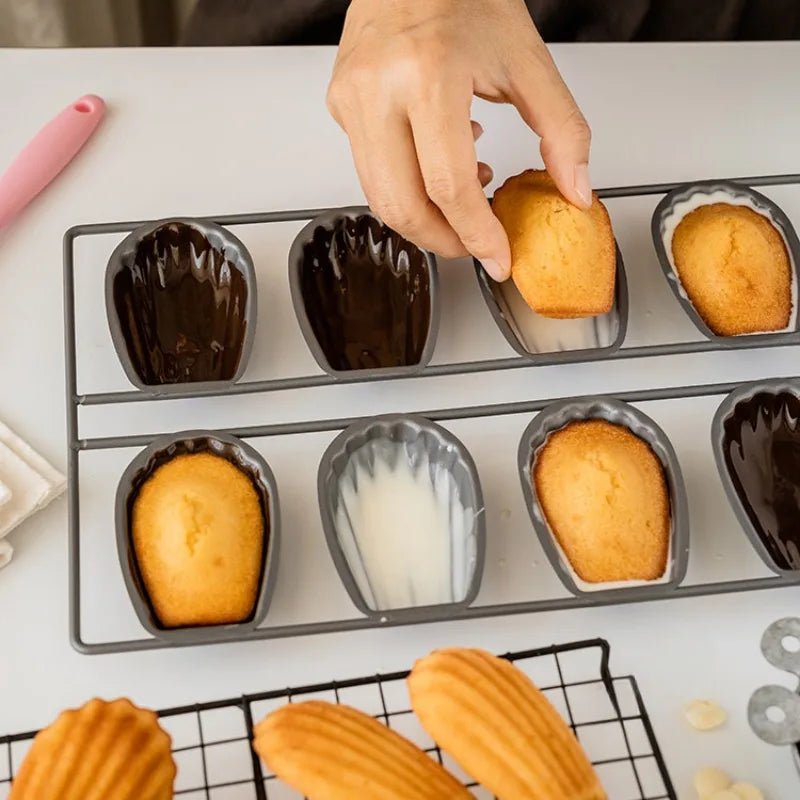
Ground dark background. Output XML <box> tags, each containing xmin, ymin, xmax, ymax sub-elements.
<box><xmin>2</xmin><ymin>0</ymin><xmax>799</xmax><ymax>49</ymax></box>
<box><xmin>183</xmin><ymin>0</ymin><xmax>800</xmax><ymax>46</ymax></box>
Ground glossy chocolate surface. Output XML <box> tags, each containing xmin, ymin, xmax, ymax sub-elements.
<box><xmin>723</xmin><ymin>391</ymin><xmax>800</xmax><ymax>570</ymax></box>
<box><xmin>112</xmin><ymin>222</ymin><xmax>249</xmax><ymax>384</ymax></box>
<box><xmin>299</xmin><ymin>214</ymin><xmax>431</xmax><ymax>371</ymax></box>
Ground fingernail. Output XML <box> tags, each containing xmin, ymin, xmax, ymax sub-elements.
<box><xmin>472</xmin><ymin>121</ymin><xmax>484</xmax><ymax>141</ymax></box>
<box><xmin>574</xmin><ymin>163</ymin><xmax>592</xmax><ymax>208</ymax></box>
<box><xmin>477</xmin><ymin>162</ymin><xmax>494</xmax><ymax>186</ymax></box>
<box><xmin>481</xmin><ymin>258</ymin><xmax>510</xmax><ymax>282</ymax></box>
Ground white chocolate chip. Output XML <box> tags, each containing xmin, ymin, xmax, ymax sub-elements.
<box><xmin>694</xmin><ymin>767</ymin><xmax>732</xmax><ymax>798</ymax></box>
<box><xmin>730</xmin><ymin>783</ymin><xmax>765</xmax><ymax>800</ymax></box>
<box><xmin>685</xmin><ymin>699</ymin><xmax>728</xmax><ymax>731</ymax></box>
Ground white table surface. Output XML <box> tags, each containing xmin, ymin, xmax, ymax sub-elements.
<box><xmin>1</xmin><ymin>42</ymin><xmax>800</xmax><ymax>798</ymax></box>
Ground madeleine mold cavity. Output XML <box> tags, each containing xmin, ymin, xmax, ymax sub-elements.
<box><xmin>106</xmin><ymin>218</ymin><xmax>257</xmax><ymax>390</ymax></box>
<box><xmin>518</xmin><ymin>397</ymin><xmax>690</xmax><ymax>597</ymax></box>
<box><xmin>317</xmin><ymin>414</ymin><xmax>485</xmax><ymax>620</ymax></box>
<box><xmin>474</xmin><ymin>244</ymin><xmax>628</xmax><ymax>361</ymax></box>
<box><xmin>115</xmin><ymin>431</ymin><xmax>280</xmax><ymax>644</ymax></box>
<box><xmin>289</xmin><ymin>207</ymin><xmax>439</xmax><ymax>377</ymax></box>
<box><xmin>712</xmin><ymin>380</ymin><xmax>800</xmax><ymax>576</ymax></box>
<box><xmin>651</xmin><ymin>181</ymin><xmax>800</xmax><ymax>343</ymax></box>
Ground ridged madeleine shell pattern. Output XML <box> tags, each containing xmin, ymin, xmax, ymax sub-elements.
<box><xmin>317</xmin><ymin>414</ymin><xmax>485</xmax><ymax>619</ymax></box>
<box><xmin>10</xmin><ymin>698</ymin><xmax>175</xmax><ymax>800</ymax></box>
<box><xmin>253</xmin><ymin>700</ymin><xmax>471</xmax><ymax>800</ymax></box>
<box><xmin>408</xmin><ymin>648</ymin><xmax>606</xmax><ymax>800</ymax></box>
<box><xmin>106</xmin><ymin>217</ymin><xmax>257</xmax><ymax>389</ymax></box>
<box><xmin>711</xmin><ymin>379</ymin><xmax>800</xmax><ymax>575</ymax></box>
<box><xmin>288</xmin><ymin>207</ymin><xmax>440</xmax><ymax>378</ymax></box>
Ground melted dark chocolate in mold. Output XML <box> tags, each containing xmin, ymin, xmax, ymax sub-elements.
<box><xmin>299</xmin><ymin>215</ymin><xmax>431</xmax><ymax>371</ymax></box>
<box><xmin>723</xmin><ymin>391</ymin><xmax>800</xmax><ymax>570</ymax></box>
<box><xmin>113</xmin><ymin>224</ymin><xmax>248</xmax><ymax>384</ymax></box>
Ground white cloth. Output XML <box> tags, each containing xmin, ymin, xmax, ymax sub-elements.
<box><xmin>0</xmin><ymin>479</ymin><xmax>10</xmax><ymax>509</ymax></box>
<box><xmin>0</xmin><ymin>421</ymin><xmax>65</xmax><ymax>568</ymax></box>
<box><xmin>0</xmin><ymin>442</ymin><xmax>51</xmax><ymax>535</ymax></box>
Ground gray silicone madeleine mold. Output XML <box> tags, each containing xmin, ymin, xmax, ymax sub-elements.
<box><xmin>106</xmin><ymin>217</ymin><xmax>257</xmax><ymax>392</ymax></box>
<box><xmin>115</xmin><ymin>430</ymin><xmax>280</xmax><ymax>644</ymax></box>
<box><xmin>288</xmin><ymin>207</ymin><xmax>440</xmax><ymax>379</ymax></box>
<box><xmin>474</xmin><ymin>243</ymin><xmax>629</xmax><ymax>362</ymax></box>
<box><xmin>651</xmin><ymin>180</ymin><xmax>800</xmax><ymax>345</ymax></box>
<box><xmin>317</xmin><ymin>413</ymin><xmax>485</xmax><ymax>621</ymax></box>
<box><xmin>64</xmin><ymin>173</ymin><xmax>800</xmax><ymax>656</ymax></box>
<box><xmin>711</xmin><ymin>378</ymin><xmax>800</xmax><ymax>577</ymax></box>
<box><xmin>518</xmin><ymin>397</ymin><xmax>690</xmax><ymax>599</ymax></box>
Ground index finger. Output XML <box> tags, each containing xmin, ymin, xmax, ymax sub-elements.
<box><xmin>408</xmin><ymin>85</ymin><xmax>510</xmax><ymax>281</ymax></box>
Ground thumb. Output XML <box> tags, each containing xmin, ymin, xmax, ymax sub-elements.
<box><xmin>506</xmin><ymin>40</ymin><xmax>593</xmax><ymax>208</ymax></box>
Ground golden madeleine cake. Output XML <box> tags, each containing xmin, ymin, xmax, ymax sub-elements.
<box><xmin>671</xmin><ymin>203</ymin><xmax>792</xmax><ymax>336</ymax></box>
<box><xmin>132</xmin><ymin>451</ymin><xmax>264</xmax><ymax>627</ymax></box>
<box><xmin>533</xmin><ymin>420</ymin><xmax>670</xmax><ymax>583</ymax></box>
<box><xmin>254</xmin><ymin>700</ymin><xmax>472</xmax><ymax>799</ymax></box>
<box><xmin>10</xmin><ymin>698</ymin><xmax>175</xmax><ymax>800</ymax></box>
<box><xmin>409</xmin><ymin>648</ymin><xmax>606</xmax><ymax>800</ymax></box>
<box><xmin>492</xmin><ymin>169</ymin><xmax>616</xmax><ymax>318</ymax></box>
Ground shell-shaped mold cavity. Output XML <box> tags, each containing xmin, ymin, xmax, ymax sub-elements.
<box><xmin>106</xmin><ymin>218</ymin><xmax>256</xmax><ymax>388</ymax></box>
<box><xmin>289</xmin><ymin>208</ymin><xmax>439</xmax><ymax>377</ymax></box>
<box><xmin>651</xmin><ymin>181</ymin><xmax>800</xmax><ymax>343</ymax></box>
<box><xmin>712</xmin><ymin>380</ymin><xmax>800</xmax><ymax>574</ymax></box>
<box><xmin>474</xmin><ymin>244</ymin><xmax>628</xmax><ymax>361</ymax></box>
<box><xmin>115</xmin><ymin>431</ymin><xmax>280</xmax><ymax>644</ymax></box>
<box><xmin>518</xmin><ymin>397</ymin><xmax>689</xmax><ymax>598</ymax></box>
<box><xmin>317</xmin><ymin>414</ymin><xmax>485</xmax><ymax>619</ymax></box>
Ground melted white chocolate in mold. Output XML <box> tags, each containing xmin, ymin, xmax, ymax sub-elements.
<box><xmin>493</xmin><ymin>277</ymin><xmax>619</xmax><ymax>354</ymax></box>
<box><xmin>333</xmin><ymin>439</ymin><xmax>478</xmax><ymax>611</ymax></box>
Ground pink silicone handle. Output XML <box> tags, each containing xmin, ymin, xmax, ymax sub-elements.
<box><xmin>0</xmin><ymin>94</ymin><xmax>105</xmax><ymax>230</ymax></box>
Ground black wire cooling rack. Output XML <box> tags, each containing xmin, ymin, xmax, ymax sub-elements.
<box><xmin>0</xmin><ymin>639</ymin><xmax>676</xmax><ymax>800</ymax></box>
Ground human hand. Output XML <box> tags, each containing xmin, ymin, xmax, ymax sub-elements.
<box><xmin>327</xmin><ymin>0</ymin><xmax>591</xmax><ymax>281</ymax></box>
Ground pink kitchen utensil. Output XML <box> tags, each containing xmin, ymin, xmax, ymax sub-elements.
<box><xmin>0</xmin><ymin>93</ymin><xmax>105</xmax><ymax>230</ymax></box>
